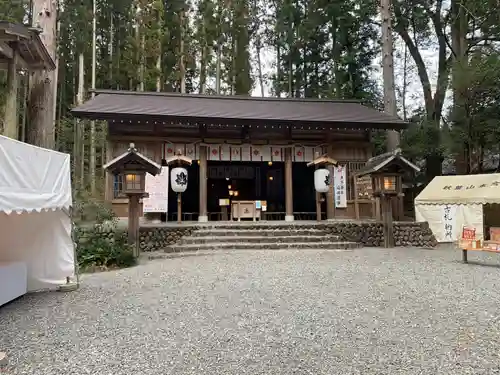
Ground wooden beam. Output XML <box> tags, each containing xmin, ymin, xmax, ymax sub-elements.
<box><xmin>3</xmin><ymin>48</ymin><xmax>19</xmax><ymax>139</ymax></box>
<box><xmin>0</xmin><ymin>41</ymin><xmax>13</xmax><ymax>59</ymax></box>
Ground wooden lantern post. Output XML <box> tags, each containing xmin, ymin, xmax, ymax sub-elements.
<box><xmin>307</xmin><ymin>154</ymin><xmax>337</xmax><ymax>221</ymax></box>
<box><xmin>166</xmin><ymin>151</ymin><xmax>192</xmax><ymax>224</ymax></box>
<box><xmin>103</xmin><ymin>143</ymin><xmax>161</xmax><ymax>257</ymax></box>
<box><xmin>372</xmin><ymin>174</ymin><xmax>398</xmax><ymax>248</ymax></box>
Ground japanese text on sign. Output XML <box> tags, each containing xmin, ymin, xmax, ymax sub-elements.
<box><xmin>333</xmin><ymin>165</ymin><xmax>347</xmax><ymax>208</ymax></box>
<box><xmin>441</xmin><ymin>204</ymin><xmax>457</xmax><ymax>241</ymax></box>
<box><xmin>143</xmin><ymin>167</ymin><xmax>169</xmax><ymax>213</ymax></box>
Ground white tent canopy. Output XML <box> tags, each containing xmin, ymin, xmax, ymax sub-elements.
<box><xmin>415</xmin><ymin>173</ymin><xmax>500</xmax><ymax>242</ymax></box>
<box><xmin>0</xmin><ymin>136</ymin><xmax>74</xmax><ymax>300</ymax></box>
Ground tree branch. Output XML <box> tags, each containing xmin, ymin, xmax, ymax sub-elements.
<box><xmin>392</xmin><ymin>0</ymin><xmax>434</xmax><ymax>114</ymax></box>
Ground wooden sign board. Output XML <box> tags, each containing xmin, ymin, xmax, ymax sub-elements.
<box><xmin>356</xmin><ymin>175</ymin><xmax>372</xmax><ymax>199</ymax></box>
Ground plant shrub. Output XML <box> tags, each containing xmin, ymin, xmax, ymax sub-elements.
<box><xmin>73</xmin><ymin>194</ymin><xmax>136</xmax><ymax>271</ymax></box>
<box><xmin>74</xmin><ymin>226</ymin><xmax>137</xmax><ymax>271</ymax></box>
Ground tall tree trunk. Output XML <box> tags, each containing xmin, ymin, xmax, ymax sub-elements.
<box><xmin>109</xmin><ymin>13</ymin><xmax>114</xmax><ymax>86</ymax></box>
<box><xmin>180</xmin><ymin>10</ymin><xmax>186</xmax><ymax>94</ymax></box>
<box><xmin>451</xmin><ymin>0</ymin><xmax>469</xmax><ymax>174</ymax></box>
<box><xmin>381</xmin><ymin>0</ymin><xmax>400</xmax><ymax>151</ymax></box>
<box><xmin>90</xmin><ymin>0</ymin><xmax>97</xmax><ymax>194</ymax></box>
<box><xmin>401</xmin><ymin>43</ymin><xmax>408</xmax><ymax>121</ymax></box>
<box><xmin>256</xmin><ymin>38</ymin><xmax>264</xmax><ymax>97</ymax></box>
<box><xmin>216</xmin><ymin>44</ymin><xmax>221</xmax><ymax>94</ymax></box>
<box><xmin>28</xmin><ymin>0</ymin><xmax>57</xmax><ymax>149</ymax></box>
<box><xmin>276</xmin><ymin>35</ymin><xmax>281</xmax><ymax>97</ymax></box>
<box><xmin>75</xmin><ymin>53</ymin><xmax>85</xmax><ymax>190</ymax></box>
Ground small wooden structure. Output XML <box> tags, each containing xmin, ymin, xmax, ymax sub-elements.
<box><xmin>0</xmin><ymin>22</ymin><xmax>55</xmax><ymax>140</ymax></box>
<box><xmin>166</xmin><ymin>151</ymin><xmax>192</xmax><ymax>223</ymax></box>
<box><xmin>354</xmin><ymin>149</ymin><xmax>419</xmax><ymax>247</ymax></box>
<box><xmin>307</xmin><ymin>154</ymin><xmax>337</xmax><ymax>221</ymax></box>
<box><xmin>103</xmin><ymin>143</ymin><xmax>161</xmax><ymax>256</ymax></box>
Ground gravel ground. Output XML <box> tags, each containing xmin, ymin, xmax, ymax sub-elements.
<box><xmin>2</xmin><ymin>247</ymin><xmax>500</xmax><ymax>374</ymax></box>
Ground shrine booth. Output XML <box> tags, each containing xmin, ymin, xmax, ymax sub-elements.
<box><xmin>414</xmin><ymin>173</ymin><xmax>500</xmax><ymax>243</ymax></box>
<box><xmin>0</xmin><ymin>136</ymin><xmax>75</xmax><ymax>306</ymax></box>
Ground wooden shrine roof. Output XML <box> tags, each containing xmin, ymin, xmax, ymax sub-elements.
<box><xmin>72</xmin><ymin>90</ymin><xmax>409</xmax><ymax>130</ymax></box>
<box><xmin>0</xmin><ymin>22</ymin><xmax>55</xmax><ymax>71</ymax></box>
<box><xmin>355</xmin><ymin>149</ymin><xmax>420</xmax><ymax>177</ymax></box>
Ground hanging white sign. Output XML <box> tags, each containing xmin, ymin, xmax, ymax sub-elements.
<box><xmin>441</xmin><ymin>204</ymin><xmax>458</xmax><ymax>242</ymax></box>
<box><xmin>334</xmin><ymin>165</ymin><xmax>347</xmax><ymax>208</ymax></box>
<box><xmin>143</xmin><ymin>167</ymin><xmax>169</xmax><ymax>213</ymax></box>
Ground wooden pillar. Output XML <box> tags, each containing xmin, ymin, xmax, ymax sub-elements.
<box><xmin>382</xmin><ymin>195</ymin><xmax>394</xmax><ymax>248</ymax></box>
<box><xmin>354</xmin><ymin>176</ymin><xmax>360</xmax><ymax>220</ymax></box>
<box><xmin>397</xmin><ymin>175</ymin><xmax>404</xmax><ymax>220</ymax></box>
<box><xmin>4</xmin><ymin>50</ymin><xmax>19</xmax><ymax>139</ymax></box>
<box><xmin>128</xmin><ymin>194</ymin><xmax>140</xmax><ymax>257</ymax></box>
<box><xmin>375</xmin><ymin>197</ymin><xmax>381</xmax><ymax>220</ymax></box>
<box><xmin>284</xmin><ymin>147</ymin><xmax>294</xmax><ymax>222</ymax></box>
<box><xmin>198</xmin><ymin>145</ymin><xmax>208</xmax><ymax>222</ymax></box>
<box><xmin>314</xmin><ymin>165</ymin><xmax>321</xmax><ymax>221</ymax></box>
<box><xmin>105</xmin><ymin>140</ymin><xmax>113</xmax><ymax>202</ymax></box>
<box><xmin>326</xmin><ymin>164</ymin><xmax>335</xmax><ymax>220</ymax></box>
<box><xmin>177</xmin><ymin>193</ymin><xmax>182</xmax><ymax>223</ymax></box>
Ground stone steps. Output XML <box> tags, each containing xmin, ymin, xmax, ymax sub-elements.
<box><xmin>180</xmin><ymin>235</ymin><xmax>342</xmax><ymax>245</ymax></box>
<box><xmin>165</xmin><ymin>241</ymin><xmax>362</xmax><ymax>253</ymax></box>
<box><xmin>194</xmin><ymin>223</ymin><xmax>326</xmax><ymax>230</ymax></box>
<box><xmin>161</xmin><ymin>223</ymin><xmax>363</xmax><ymax>253</ymax></box>
<box><xmin>191</xmin><ymin>228</ymin><xmax>333</xmax><ymax>237</ymax></box>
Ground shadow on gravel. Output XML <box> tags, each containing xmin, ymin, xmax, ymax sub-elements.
<box><xmin>452</xmin><ymin>260</ymin><xmax>500</xmax><ymax>269</ymax></box>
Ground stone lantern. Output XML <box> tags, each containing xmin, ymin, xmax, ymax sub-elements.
<box><xmin>103</xmin><ymin>143</ymin><xmax>161</xmax><ymax>256</ymax></box>
<box><xmin>307</xmin><ymin>154</ymin><xmax>337</xmax><ymax>221</ymax></box>
<box><xmin>166</xmin><ymin>150</ymin><xmax>192</xmax><ymax>223</ymax></box>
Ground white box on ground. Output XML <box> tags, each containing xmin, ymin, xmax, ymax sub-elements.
<box><xmin>0</xmin><ymin>261</ymin><xmax>27</xmax><ymax>306</ymax></box>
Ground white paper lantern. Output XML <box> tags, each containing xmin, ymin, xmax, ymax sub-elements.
<box><xmin>314</xmin><ymin>168</ymin><xmax>330</xmax><ymax>193</ymax></box>
<box><xmin>171</xmin><ymin>167</ymin><xmax>188</xmax><ymax>193</ymax></box>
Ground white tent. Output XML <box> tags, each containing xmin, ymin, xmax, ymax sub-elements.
<box><xmin>0</xmin><ymin>136</ymin><xmax>74</xmax><ymax>305</ymax></box>
<box><xmin>415</xmin><ymin>173</ymin><xmax>500</xmax><ymax>242</ymax></box>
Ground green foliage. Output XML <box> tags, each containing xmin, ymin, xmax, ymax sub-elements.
<box><xmin>75</xmin><ymin>225</ymin><xmax>136</xmax><ymax>271</ymax></box>
<box><xmin>73</xmin><ymin>194</ymin><xmax>136</xmax><ymax>271</ymax></box>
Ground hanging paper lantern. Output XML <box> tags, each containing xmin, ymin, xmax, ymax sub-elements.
<box><xmin>314</xmin><ymin>168</ymin><xmax>330</xmax><ymax>193</ymax></box>
<box><xmin>171</xmin><ymin>167</ymin><xmax>188</xmax><ymax>193</ymax></box>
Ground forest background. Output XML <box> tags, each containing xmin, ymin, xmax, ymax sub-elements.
<box><xmin>1</xmin><ymin>0</ymin><xmax>499</xmax><ymax>198</ymax></box>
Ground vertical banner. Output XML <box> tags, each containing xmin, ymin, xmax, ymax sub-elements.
<box><xmin>143</xmin><ymin>167</ymin><xmax>169</xmax><ymax>213</ymax></box>
<box><xmin>241</xmin><ymin>145</ymin><xmax>252</xmax><ymax>161</ymax></box>
<box><xmin>185</xmin><ymin>143</ymin><xmax>197</xmax><ymax>160</ymax></box>
<box><xmin>304</xmin><ymin>146</ymin><xmax>315</xmax><ymax>162</ymax></box>
<box><xmin>230</xmin><ymin>146</ymin><xmax>241</xmax><ymax>161</ymax></box>
<box><xmin>270</xmin><ymin>146</ymin><xmax>283</xmax><ymax>162</ymax></box>
<box><xmin>294</xmin><ymin>147</ymin><xmax>305</xmax><ymax>162</ymax></box>
<box><xmin>251</xmin><ymin>146</ymin><xmax>263</xmax><ymax>162</ymax></box>
<box><xmin>164</xmin><ymin>143</ymin><xmax>175</xmax><ymax>159</ymax></box>
<box><xmin>209</xmin><ymin>145</ymin><xmax>220</xmax><ymax>161</ymax></box>
<box><xmin>261</xmin><ymin>146</ymin><xmax>272</xmax><ymax>162</ymax></box>
<box><xmin>334</xmin><ymin>165</ymin><xmax>347</xmax><ymax>208</ymax></box>
<box><xmin>442</xmin><ymin>204</ymin><xmax>458</xmax><ymax>241</ymax></box>
<box><xmin>220</xmin><ymin>144</ymin><xmax>231</xmax><ymax>161</ymax></box>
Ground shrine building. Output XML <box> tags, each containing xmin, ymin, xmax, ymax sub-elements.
<box><xmin>72</xmin><ymin>90</ymin><xmax>408</xmax><ymax>222</ymax></box>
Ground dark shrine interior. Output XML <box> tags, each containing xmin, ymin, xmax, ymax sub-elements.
<box><xmin>163</xmin><ymin>161</ymin><xmax>317</xmax><ymax>221</ymax></box>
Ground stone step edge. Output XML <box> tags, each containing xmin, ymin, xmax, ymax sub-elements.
<box><xmin>165</xmin><ymin>241</ymin><xmax>362</xmax><ymax>252</ymax></box>
<box><xmin>191</xmin><ymin>229</ymin><xmax>333</xmax><ymax>235</ymax></box>
<box><xmin>183</xmin><ymin>235</ymin><xmax>341</xmax><ymax>241</ymax></box>
<box><xmin>146</xmin><ymin>248</ymin><xmax>354</xmax><ymax>260</ymax></box>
